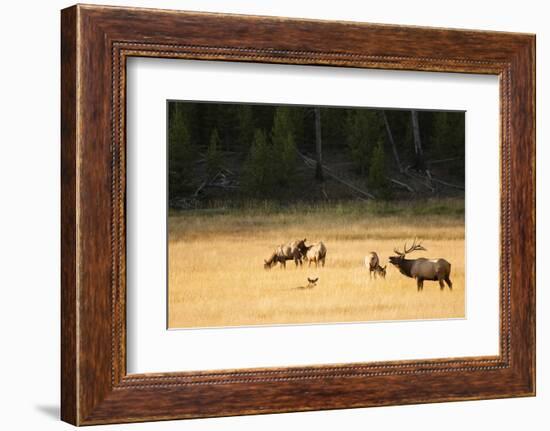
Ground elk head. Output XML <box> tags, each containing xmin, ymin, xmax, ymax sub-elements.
<box><xmin>264</xmin><ymin>253</ymin><xmax>277</xmax><ymax>270</ymax></box>
<box><xmin>389</xmin><ymin>239</ymin><xmax>426</xmax><ymax>267</ymax></box>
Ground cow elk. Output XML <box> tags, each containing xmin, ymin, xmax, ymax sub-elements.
<box><xmin>389</xmin><ymin>239</ymin><xmax>452</xmax><ymax>291</ymax></box>
<box><xmin>304</xmin><ymin>241</ymin><xmax>327</xmax><ymax>268</ymax></box>
<box><xmin>366</xmin><ymin>252</ymin><xmax>386</xmax><ymax>279</ymax></box>
<box><xmin>264</xmin><ymin>239</ymin><xmax>309</xmax><ymax>270</ymax></box>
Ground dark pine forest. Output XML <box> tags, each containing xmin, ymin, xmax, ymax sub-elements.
<box><xmin>168</xmin><ymin>101</ymin><xmax>465</xmax><ymax>209</ymax></box>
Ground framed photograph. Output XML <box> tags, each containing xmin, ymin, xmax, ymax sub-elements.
<box><xmin>61</xmin><ymin>4</ymin><xmax>535</xmax><ymax>425</ymax></box>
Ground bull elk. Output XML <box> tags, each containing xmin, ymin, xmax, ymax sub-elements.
<box><xmin>389</xmin><ymin>239</ymin><xmax>452</xmax><ymax>291</ymax></box>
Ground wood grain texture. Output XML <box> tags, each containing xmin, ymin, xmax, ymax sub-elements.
<box><xmin>60</xmin><ymin>5</ymin><xmax>78</xmax><ymax>425</ymax></box>
<box><xmin>60</xmin><ymin>4</ymin><xmax>536</xmax><ymax>425</ymax></box>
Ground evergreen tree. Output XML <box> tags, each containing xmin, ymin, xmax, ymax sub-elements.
<box><xmin>242</xmin><ymin>129</ymin><xmax>275</xmax><ymax>196</ymax></box>
<box><xmin>430</xmin><ymin>112</ymin><xmax>465</xmax><ymax>158</ymax></box>
<box><xmin>168</xmin><ymin>103</ymin><xmax>197</xmax><ymax>196</ymax></box>
<box><xmin>288</xmin><ymin>106</ymin><xmax>306</xmax><ymax>148</ymax></box>
<box><xmin>215</xmin><ymin>105</ymin><xmax>238</xmax><ymax>151</ymax></box>
<box><xmin>255</xmin><ymin>105</ymin><xmax>276</xmax><ymax>134</ymax></box>
<box><xmin>345</xmin><ymin>109</ymin><xmax>383</xmax><ymax>176</ymax></box>
<box><xmin>237</xmin><ymin>105</ymin><xmax>255</xmax><ymax>153</ymax></box>
<box><xmin>271</xmin><ymin>107</ymin><xmax>297</xmax><ymax>185</ymax></box>
<box><xmin>429</xmin><ymin>111</ymin><xmax>465</xmax><ymax>177</ymax></box>
<box><xmin>198</xmin><ymin>104</ymin><xmax>218</xmax><ymax>146</ymax></box>
<box><xmin>205</xmin><ymin>128</ymin><xmax>222</xmax><ymax>180</ymax></box>
<box><xmin>368</xmin><ymin>140</ymin><xmax>390</xmax><ymax>198</ymax></box>
<box><xmin>320</xmin><ymin>107</ymin><xmax>346</xmax><ymax>149</ymax></box>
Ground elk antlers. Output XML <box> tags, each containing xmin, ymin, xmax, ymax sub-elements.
<box><xmin>393</xmin><ymin>238</ymin><xmax>427</xmax><ymax>256</ymax></box>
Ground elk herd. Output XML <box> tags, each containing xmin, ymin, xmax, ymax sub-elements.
<box><xmin>264</xmin><ymin>239</ymin><xmax>326</xmax><ymax>270</ymax></box>
<box><xmin>264</xmin><ymin>237</ymin><xmax>452</xmax><ymax>292</ymax></box>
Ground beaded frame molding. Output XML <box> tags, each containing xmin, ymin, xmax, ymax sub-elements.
<box><xmin>61</xmin><ymin>4</ymin><xmax>535</xmax><ymax>425</ymax></box>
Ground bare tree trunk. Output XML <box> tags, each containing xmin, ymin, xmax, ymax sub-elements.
<box><xmin>410</xmin><ymin>110</ymin><xmax>432</xmax><ymax>180</ymax></box>
<box><xmin>382</xmin><ymin>110</ymin><xmax>402</xmax><ymax>173</ymax></box>
<box><xmin>411</xmin><ymin>110</ymin><xmax>423</xmax><ymax>157</ymax></box>
<box><xmin>314</xmin><ymin>107</ymin><xmax>324</xmax><ymax>181</ymax></box>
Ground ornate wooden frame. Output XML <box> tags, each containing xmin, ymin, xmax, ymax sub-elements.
<box><xmin>61</xmin><ymin>4</ymin><xmax>535</xmax><ymax>425</ymax></box>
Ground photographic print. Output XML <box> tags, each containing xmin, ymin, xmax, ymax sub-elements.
<box><xmin>60</xmin><ymin>6</ymin><xmax>536</xmax><ymax>423</ymax></box>
<box><xmin>167</xmin><ymin>101</ymin><xmax>465</xmax><ymax>329</ymax></box>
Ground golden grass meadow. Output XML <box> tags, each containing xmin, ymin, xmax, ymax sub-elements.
<box><xmin>168</xmin><ymin>200</ymin><xmax>465</xmax><ymax>329</ymax></box>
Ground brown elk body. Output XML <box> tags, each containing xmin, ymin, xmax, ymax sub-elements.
<box><xmin>366</xmin><ymin>252</ymin><xmax>386</xmax><ymax>279</ymax></box>
<box><xmin>304</xmin><ymin>242</ymin><xmax>327</xmax><ymax>268</ymax></box>
<box><xmin>264</xmin><ymin>239</ymin><xmax>308</xmax><ymax>270</ymax></box>
<box><xmin>389</xmin><ymin>239</ymin><xmax>452</xmax><ymax>291</ymax></box>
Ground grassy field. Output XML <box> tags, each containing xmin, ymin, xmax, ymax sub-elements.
<box><xmin>168</xmin><ymin>199</ymin><xmax>465</xmax><ymax>329</ymax></box>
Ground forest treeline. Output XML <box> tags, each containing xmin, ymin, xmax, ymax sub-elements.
<box><xmin>168</xmin><ymin>101</ymin><xmax>465</xmax><ymax>207</ymax></box>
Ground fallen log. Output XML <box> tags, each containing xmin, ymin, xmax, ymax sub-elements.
<box><xmin>428</xmin><ymin>157</ymin><xmax>461</xmax><ymax>165</ymax></box>
<box><xmin>389</xmin><ymin>177</ymin><xmax>415</xmax><ymax>192</ymax></box>
<box><xmin>297</xmin><ymin>151</ymin><xmax>375</xmax><ymax>200</ymax></box>
<box><xmin>431</xmin><ymin>177</ymin><xmax>465</xmax><ymax>190</ymax></box>
<box><xmin>403</xmin><ymin>170</ymin><xmax>435</xmax><ymax>192</ymax></box>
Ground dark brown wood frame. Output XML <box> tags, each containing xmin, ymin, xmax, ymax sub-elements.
<box><xmin>61</xmin><ymin>4</ymin><xmax>535</xmax><ymax>426</ymax></box>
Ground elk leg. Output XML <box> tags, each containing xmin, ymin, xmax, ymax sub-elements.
<box><xmin>445</xmin><ymin>276</ymin><xmax>453</xmax><ymax>290</ymax></box>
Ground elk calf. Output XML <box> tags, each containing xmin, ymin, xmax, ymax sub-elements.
<box><xmin>365</xmin><ymin>252</ymin><xmax>387</xmax><ymax>279</ymax></box>
<box><xmin>307</xmin><ymin>277</ymin><xmax>318</xmax><ymax>288</ymax></box>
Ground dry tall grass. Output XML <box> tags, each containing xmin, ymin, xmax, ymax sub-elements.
<box><xmin>168</xmin><ymin>201</ymin><xmax>465</xmax><ymax>328</ymax></box>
